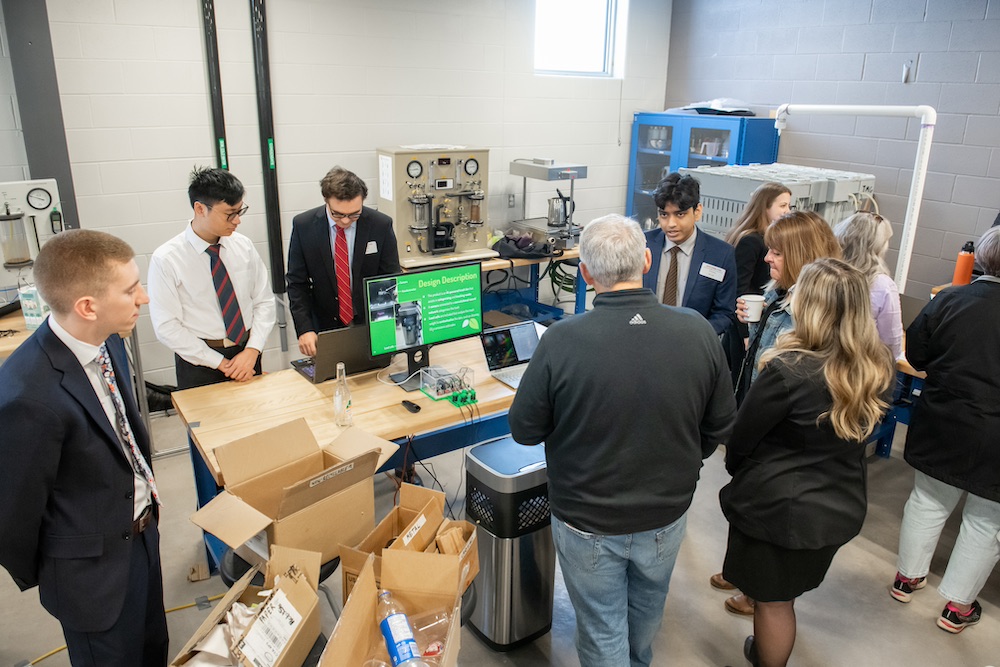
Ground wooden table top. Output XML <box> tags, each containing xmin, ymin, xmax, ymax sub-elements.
<box><xmin>0</xmin><ymin>309</ymin><xmax>32</xmax><ymax>359</ymax></box>
<box><xmin>171</xmin><ymin>336</ymin><xmax>516</xmax><ymax>486</ymax></box>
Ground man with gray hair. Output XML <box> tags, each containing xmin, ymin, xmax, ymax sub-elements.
<box><xmin>508</xmin><ymin>214</ymin><xmax>736</xmax><ymax>667</ymax></box>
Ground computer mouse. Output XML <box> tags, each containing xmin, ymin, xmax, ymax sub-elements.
<box><xmin>401</xmin><ymin>400</ymin><xmax>421</xmax><ymax>413</ymax></box>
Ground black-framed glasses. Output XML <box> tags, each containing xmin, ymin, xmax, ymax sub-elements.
<box><xmin>328</xmin><ymin>209</ymin><xmax>362</xmax><ymax>222</ymax></box>
<box><xmin>200</xmin><ymin>202</ymin><xmax>249</xmax><ymax>222</ymax></box>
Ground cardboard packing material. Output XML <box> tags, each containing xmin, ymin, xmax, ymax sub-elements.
<box><xmin>191</xmin><ymin>418</ymin><xmax>398</xmax><ymax>567</ymax></box>
<box><xmin>339</xmin><ymin>483</ymin><xmax>479</xmax><ymax>603</ymax></box>
<box><xmin>319</xmin><ymin>551</ymin><xmax>463</xmax><ymax>667</ymax></box>
<box><xmin>171</xmin><ymin>546</ymin><xmax>321</xmax><ymax>667</ymax></box>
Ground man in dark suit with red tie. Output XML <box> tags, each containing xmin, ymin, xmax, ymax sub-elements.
<box><xmin>0</xmin><ymin>230</ymin><xmax>167</xmax><ymax>666</ymax></box>
<box><xmin>286</xmin><ymin>166</ymin><xmax>401</xmax><ymax>355</ymax></box>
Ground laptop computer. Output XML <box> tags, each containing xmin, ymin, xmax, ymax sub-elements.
<box><xmin>290</xmin><ymin>326</ymin><xmax>391</xmax><ymax>384</ymax></box>
<box><xmin>480</xmin><ymin>321</ymin><xmax>541</xmax><ymax>389</ymax></box>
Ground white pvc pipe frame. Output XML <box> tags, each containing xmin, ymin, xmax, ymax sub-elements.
<box><xmin>774</xmin><ymin>103</ymin><xmax>937</xmax><ymax>290</ymax></box>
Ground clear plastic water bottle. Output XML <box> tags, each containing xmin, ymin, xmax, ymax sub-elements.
<box><xmin>376</xmin><ymin>590</ymin><xmax>430</xmax><ymax>666</ymax></box>
<box><xmin>333</xmin><ymin>361</ymin><xmax>353</xmax><ymax>427</ymax></box>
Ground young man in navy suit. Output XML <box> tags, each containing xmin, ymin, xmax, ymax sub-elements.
<box><xmin>642</xmin><ymin>172</ymin><xmax>737</xmax><ymax>335</ymax></box>
<box><xmin>286</xmin><ymin>166</ymin><xmax>401</xmax><ymax>355</ymax></box>
<box><xmin>0</xmin><ymin>230</ymin><xmax>167</xmax><ymax>666</ymax></box>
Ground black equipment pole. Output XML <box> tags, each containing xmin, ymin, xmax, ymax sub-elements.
<box><xmin>248</xmin><ymin>0</ymin><xmax>286</xmax><ymax>295</ymax></box>
<box><xmin>199</xmin><ymin>0</ymin><xmax>229</xmax><ymax>170</ymax></box>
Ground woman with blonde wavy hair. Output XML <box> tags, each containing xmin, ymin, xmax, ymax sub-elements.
<box><xmin>719</xmin><ymin>258</ymin><xmax>895</xmax><ymax>667</ymax></box>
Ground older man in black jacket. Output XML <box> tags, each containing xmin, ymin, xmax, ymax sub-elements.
<box><xmin>508</xmin><ymin>214</ymin><xmax>736</xmax><ymax>667</ymax></box>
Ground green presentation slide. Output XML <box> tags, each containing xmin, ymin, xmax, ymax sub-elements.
<box><xmin>369</xmin><ymin>264</ymin><xmax>482</xmax><ymax>354</ymax></box>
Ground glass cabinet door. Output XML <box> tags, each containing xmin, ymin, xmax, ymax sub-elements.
<box><xmin>631</xmin><ymin>122</ymin><xmax>673</xmax><ymax>230</ymax></box>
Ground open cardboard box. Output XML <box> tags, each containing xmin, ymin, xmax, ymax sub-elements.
<box><xmin>320</xmin><ymin>551</ymin><xmax>463</xmax><ymax>667</ymax></box>
<box><xmin>191</xmin><ymin>418</ymin><xmax>398</xmax><ymax>566</ymax></box>
<box><xmin>340</xmin><ymin>483</ymin><xmax>479</xmax><ymax>604</ymax></box>
<box><xmin>171</xmin><ymin>546</ymin><xmax>321</xmax><ymax>667</ymax></box>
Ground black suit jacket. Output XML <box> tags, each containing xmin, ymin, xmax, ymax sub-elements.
<box><xmin>286</xmin><ymin>205</ymin><xmax>400</xmax><ymax>335</ymax></box>
<box><xmin>0</xmin><ymin>322</ymin><xmax>153</xmax><ymax>632</ymax></box>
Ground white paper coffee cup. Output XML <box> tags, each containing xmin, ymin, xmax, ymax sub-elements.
<box><xmin>741</xmin><ymin>294</ymin><xmax>766</xmax><ymax>322</ymax></box>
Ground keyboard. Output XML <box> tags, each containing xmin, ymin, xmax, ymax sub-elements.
<box><xmin>491</xmin><ymin>367</ymin><xmax>526</xmax><ymax>388</ymax></box>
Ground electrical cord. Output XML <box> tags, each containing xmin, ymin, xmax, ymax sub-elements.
<box><xmin>25</xmin><ymin>593</ymin><xmax>227</xmax><ymax>664</ymax></box>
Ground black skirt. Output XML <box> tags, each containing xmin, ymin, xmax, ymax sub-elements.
<box><xmin>722</xmin><ymin>525</ymin><xmax>841</xmax><ymax>602</ymax></box>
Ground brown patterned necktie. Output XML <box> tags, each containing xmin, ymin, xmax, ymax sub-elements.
<box><xmin>662</xmin><ymin>246</ymin><xmax>680</xmax><ymax>306</ymax></box>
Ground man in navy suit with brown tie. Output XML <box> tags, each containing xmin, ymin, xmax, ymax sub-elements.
<box><xmin>0</xmin><ymin>230</ymin><xmax>167</xmax><ymax>666</ymax></box>
<box><xmin>286</xmin><ymin>166</ymin><xmax>401</xmax><ymax>355</ymax></box>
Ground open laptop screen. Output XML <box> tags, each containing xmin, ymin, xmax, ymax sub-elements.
<box><xmin>482</xmin><ymin>322</ymin><xmax>539</xmax><ymax>371</ymax></box>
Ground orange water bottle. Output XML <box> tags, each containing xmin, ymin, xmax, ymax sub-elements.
<box><xmin>951</xmin><ymin>241</ymin><xmax>975</xmax><ymax>286</ymax></box>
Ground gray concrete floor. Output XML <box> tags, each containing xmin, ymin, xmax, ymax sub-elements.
<box><xmin>3</xmin><ymin>417</ymin><xmax>999</xmax><ymax>666</ymax></box>
<box><xmin>3</xmin><ymin>274</ymin><xmax>999</xmax><ymax>665</ymax></box>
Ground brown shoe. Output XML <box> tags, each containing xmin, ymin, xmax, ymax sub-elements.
<box><xmin>725</xmin><ymin>593</ymin><xmax>756</xmax><ymax>616</ymax></box>
<box><xmin>710</xmin><ymin>572</ymin><xmax>737</xmax><ymax>590</ymax></box>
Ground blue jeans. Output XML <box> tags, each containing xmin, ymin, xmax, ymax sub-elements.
<box><xmin>897</xmin><ymin>470</ymin><xmax>1000</xmax><ymax>605</ymax></box>
<box><xmin>552</xmin><ymin>512</ymin><xmax>687</xmax><ymax>667</ymax></box>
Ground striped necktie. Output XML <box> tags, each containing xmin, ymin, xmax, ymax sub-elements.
<box><xmin>96</xmin><ymin>344</ymin><xmax>160</xmax><ymax>505</ymax></box>
<box><xmin>335</xmin><ymin>226</ymin><xmax>354</xmax><ymax>325</ymax></box>
<box><xmin>206</xmin><ymin>243</ymin><xmax>247</xmax><ymax>346</ymax></box>
<box><xmin>662</xmin><ymin>246</ymin><xmax>680</xmax><ymax>306</ymax></box>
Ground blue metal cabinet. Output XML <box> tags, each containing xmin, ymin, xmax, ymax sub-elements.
<box><xmin>626</xmin><ymin>112</ymin><xmax>779</xmax><ymax>229</ymax></box>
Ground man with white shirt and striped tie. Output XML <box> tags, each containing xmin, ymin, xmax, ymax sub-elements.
<box><xmin>147</xmin><ymin>167</ymin><xmax>275</xmax><ymax>390</ymax></box>
<box><xmin>0</xmin><ymin>229</ymin><xmax>167</xmax><ymax>666</ymax></box>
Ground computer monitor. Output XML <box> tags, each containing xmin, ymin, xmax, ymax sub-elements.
<box><xmin>364</xmin><ymin>262</ymin><xmax>483</xmax><ymax>391</ymax></box>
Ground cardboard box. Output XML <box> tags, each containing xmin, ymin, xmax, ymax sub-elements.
<box><xmin>191</xmin><ymin>418</ymin><xmax>398</xmax><ymax>566</ymax></box>
<box><xmin>171</xmin><ymin>546</ymin><xmax>321</xmax><ymax>667</ymax></box>
<box><xmin>339</xmin><ymin>484</ymin><xmax>479</xmax><ymax>603</ymax></box>
<box><xmin>319</xmin><ymin>551</ymin><xmax>463</xmax><ymax>667</ymax></box>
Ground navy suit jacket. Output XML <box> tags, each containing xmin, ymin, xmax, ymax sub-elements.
<box><xmin>0</xmin><ymin>322</ymin><xmax>153</xmax><ymax>632</ymax></box>
<box><xmin>643</xmin><ymin>228</ymin><xmax>737</xmax><ymax>335</ymax></box>
<box><xmin>286</xmin><ymin>205</ymin><xmax>401</xmax><ymax>336</ymax></box>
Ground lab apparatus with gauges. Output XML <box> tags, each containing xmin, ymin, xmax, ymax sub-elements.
<box><xmin>376</xmin><ymin>146</ymin><xmax>498</xmax><ymax>268</ymax></box>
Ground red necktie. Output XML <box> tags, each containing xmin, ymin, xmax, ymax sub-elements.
<box><xmin>335</xmin><ymin>226</ymin><xmax>354</xmax><ymax>325</ymax></box>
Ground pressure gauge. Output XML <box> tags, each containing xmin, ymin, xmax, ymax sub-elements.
<box><xmin>464</xmin><ymin>158</ymin><xmax>479</xmax><ymax>176</ymax></box>
<box><xmin>27</xmin><ymin>187</ymin><xmax>53</xmax><ymax>210</ymax></box>
<box><xmin>406</xmin><ymin>160</ymin><xmax>423</xmax><ymax>179</ymax></box>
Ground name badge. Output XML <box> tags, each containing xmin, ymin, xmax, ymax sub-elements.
<box><xmin>699</xmin><ymin>262</ymin><xmax>726</xmax><ymax>282</ymax></box>
<box><xmin>365</xmin><ymin>240</ymin><xmax>378</xmax><ymax>255</ymax></box>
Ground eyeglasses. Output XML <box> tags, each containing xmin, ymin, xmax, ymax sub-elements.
<box><xmin>200</xmin><ymin>202</ymin><xmax>249</xmax><ymax>222</ymax></box>
<box><xmin>329</xmin><ymin>209</ymin><xmax>362</xmax><ymax>222</ymax></box>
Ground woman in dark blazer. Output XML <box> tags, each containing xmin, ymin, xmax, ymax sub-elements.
<box><xmin>889</xmin><ymin>226</ymin><xmax>1000</xmax><ymax>634</ymax></box>
<box><xmin>720</xmin><ymin>258</ymin><xmax>895</xmax><ymax>666</ymax></box>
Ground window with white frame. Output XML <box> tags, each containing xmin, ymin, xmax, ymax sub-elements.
<box><xmin>534</xmin><ymin>0</ymin><xmax>627</xmax><ymax>77</ymax></box>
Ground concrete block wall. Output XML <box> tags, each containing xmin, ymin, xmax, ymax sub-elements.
<box><xmin>39</xmin><ymin>0</ymin><xmax>673</xmax><ymax>385</ymax></box>
<box><xmin>665</xmin><ymin>0</ymin><xmax>1000</xmax><ymax>298</ymax></box>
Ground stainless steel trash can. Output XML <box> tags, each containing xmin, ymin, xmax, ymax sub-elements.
<box><xmin>466</xmin><ymin>435</ymin><xmax>554</xmax><ymax>651</ymax></box>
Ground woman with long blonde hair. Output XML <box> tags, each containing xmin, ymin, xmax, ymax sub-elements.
<box><xmin>834</xmin><ymin>212</ymin><xmax>903</xmax><ymax>358</ymax></box>
<box><xmin>720</xmin><ymin>258</ymin><xmax>895</xmax><ymax>666</ymax></box>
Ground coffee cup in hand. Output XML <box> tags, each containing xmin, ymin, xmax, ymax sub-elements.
<box><xmin>740</xmin><ymin>294</ymin><xmax>766</xmax><ymax>322</ymax></box>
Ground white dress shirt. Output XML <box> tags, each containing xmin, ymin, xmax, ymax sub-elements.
<box><xmin>656</xmin><ymin>228</ymin><xmax>699</xmax><ymax>305</ymax></box>
<box><xmin>48</xmin><ymin>316</ymin><xmax>151</xmax><ymax>519</ymax></box>
<box><xmin>147</xmin><ymin>223</ymin><xmax>276</xmax><ymax>369</ymax></box>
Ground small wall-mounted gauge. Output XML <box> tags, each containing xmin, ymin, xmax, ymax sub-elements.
<box><xmin>27</xmin><ymin>187</ymin><xmax>53</xmax><ymax>210</ymax></box>
<box><xmin>464</xmin><ymin>158</ymin><xmax>479</xmax><ymax>176</ymax></box>
<box><xmin>406</xmin><ymin>160</ymin><xmax>423</xmax><ymax>179</ymax></box>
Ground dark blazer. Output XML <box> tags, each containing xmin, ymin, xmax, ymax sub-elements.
<box><xmin>720</xmin><ymin>354</ymin><xmax>869</xmax><ymax>550</ymax></box>
<box><xmin>643</xmin><ymin>227</ymin><xmax>737</xmax><ymax>335</ymax></box>
<box><xmin>0</xmin><ymin>322</ymin><xmax>152</xmax><ymax>632</ymax></box>
<box><xmin>903</xmin><ymin>279</ymin><xmax>1000</xmax><ymax>502</ymax></box>
<box><xmin>286</xmin><ymin>205</ymin><xmax>400</xmax><ymax>336</ymax></box>
<box><xmin>732</xmin><ymin>231</ymin><xmax>772</xmax><ymax>338</ymax></box>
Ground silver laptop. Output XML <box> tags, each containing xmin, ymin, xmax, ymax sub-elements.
<box><xmin>291</xmin><ymin>326</ymin><xmax>391</xmax><ymax>384</ymax></box>
<box><xmin>480</xmin><ymin>321</ymin><xmax>541</xmax><ymax>389</ymax></box>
